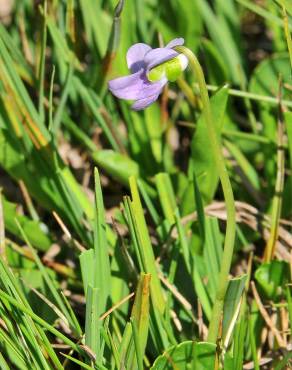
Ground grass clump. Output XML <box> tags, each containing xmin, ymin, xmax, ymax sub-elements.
<box><xmin>0</xmin><ymin>0</ymin><xmax>291</xmax><ymax>369</ymax></box>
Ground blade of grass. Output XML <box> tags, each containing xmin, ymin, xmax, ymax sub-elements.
<box><xmin>130</xmin><ymin>273</ymin><xmax>151</xmax><ymax>367</ymax></box>
<box><xmin>85</xmin><ymin>285</ymin><xmax>101</xmax><ymax>361</ymax></box>
<box><xmin>65</xmin><ymin>0</ymin><xmax>76</xmax><ymax>44</ymax></box>
<box><xmin>0</xmin><ymin>190</ymin><xmax>5</xmax><ymax>259</ymax></box>
<box><xmin>264</xmin><ymin>88</ymin><xmax>285</xmax><ymax>262</ymax></box>
<box><xmin>249</xmin><ymin>310</ymin><xmax>260</xmax><ymax>370</ymax></box>
<box><xmin>131</xmin><ymin>318</ymin><xmax>144</xmax><ymax>370</ymax></box>
<box><xmin>15</xmin><ymin>218</ymin><xmax>82</xmax><ymax>336</ymax></box>
<box><xmin>281</xmin><ymin>1</ymin><xmax>292</xmax><ymax>70</ymax></box>
<box><xmin>93</xmin><ymin>168</ymin><xmax>111</xmax><ymax>310</ymax></box>
<box><xmin>101</xmin><ymin>0</ymin><xmax>125</xmax><ymax>90</ymax></box>
<box><xmin>52</xmin><ymin>60</ymin><xmax>74</xmax><ymax>135</ymax></box>
<box><xmin>155</xmin><ymin>173</ymin><xmax>176</xmax><ymax>224</ymax></box>
<box><xmin>0</xmin><ymin>289</ymin><xmax>82</xmax><ymax>355</ymax></box>
<box><xmin>0</xmin><ymin>352</ymin><xmax>11</xmax><ymax>370</ymax></box>
<box><xmin>236</xmin><ymin>0</ymin><xmax>292</xmax><ymax>30</ymax></box>
<box><xmin>73</xmin><ymin>78</ymin><xmax>120</xmax><ymax>151</ymax></box>
<box><xmin>128</xmin><ymin>177</ymin><xmax>165</xmax><ymax>314</ymax></box>
<box><xmin>203</xmin><ymin>217</ymin><xmax>223</xmax><ymax>303</ymax></box>
<box><xmin>48</xmin><ymin>65</ymin><xmax>56</xmax><ymax>131</ymax></box>
<box><xmin>37</xmin><ymin>0</ymin><xmax>47</xmax><ymax>123</ymax></box>
<box><xmin>201</xmin><ymin>83</ymin><xmax>292</xmax><ymax>108</ymax></box>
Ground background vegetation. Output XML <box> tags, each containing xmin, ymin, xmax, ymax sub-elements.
<box><xmin>0</xmin><ymin>0</ymin><xmax>291</xmax><ymax>368</ymax></box>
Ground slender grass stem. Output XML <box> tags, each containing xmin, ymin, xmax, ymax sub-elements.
<box><xmin>263</xmin><ymin>90</ymin><xmax>285</xmax><ymax>262</ymax></box>
<box><xmin>200</xmin><ymin>83</ymin><xmax>292</xmax><ymax>108</ymax></box>
<box><xmin>38</xmin><ymin>0</ymin><xmax>47</xmax><ymax>123</ymax></box>
<box><xmin>0</xmin><ymin>190</ymin><xmax>5</xmax><ymax>260</ymax></box>
<box><xmin>175</xmin><ymin>46</ymin><xmax>236</xmax><ymax>343</ymax></box>
<box><xmin>282</xmin><ymin>1</ymin><xmax>292</xmax><ymax>71</ymax></box>
<box><xmin>48</xmin><ymin>65</ymin><xmax>55</xmax><ymax>131</ymax></box>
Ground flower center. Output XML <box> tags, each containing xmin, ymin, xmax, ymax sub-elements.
<box><xmin>147</xmin><ymin>54</ymin><xmax>188</xmax><ymax>83</ymax></box>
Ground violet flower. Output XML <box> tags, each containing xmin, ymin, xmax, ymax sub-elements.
<box><xmin>108</xmin><ymin>38</ymin><xmax>188</xmax><ymax>110</ymax></box>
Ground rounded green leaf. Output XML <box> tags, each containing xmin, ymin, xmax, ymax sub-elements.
<box><xmin>92</xmin><ymin>150</ymin><xmax>139</xmax><ymax>186</ymax></box>
<box><xmin>249</xmin><ymin>54</ymin><xmax>291</xmax><ymax>99</ymax></box>
<box><xmin>151</xmin><ymin>341</ymin><xmax>216</xmax><ymax>370</ymax></box>
<box><xmin>255</xmin><ymin>261</ymin><xmax>289</xmax><ymax>300</ymax></box>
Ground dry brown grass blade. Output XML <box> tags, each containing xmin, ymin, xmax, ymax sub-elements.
<box><xmin>251</xmin><ymin>281</ymin><xmax>286</xmax><ymax>348</ymax></box>
<box><xmin>18</xmin><ymin>179</ymin><xmax>39</xmax><ymax>221</ymax></box>
<box><xmin>159</xmin><ymin>272</ymin><xmax>202</xmax><ymax>328</ymax></box>
<box><xmin>24</xmin><ymin>283</ymin><xmax>71</xmax><ymax>333</ymax></box>
<box><xmin>6</xmin><ymin>238</ymin><xmax>76</xmax><ymax>279</ymax></box>
<box><xmin>52</xmin><ymin>211</ymin><xmax>85</xmax><ymax>252</ymax></box>
<box><xmin>159</xmin><ymin>273</ymin><xmax>192</xmax><ymax>311</ymax></box>
<box><xmin>99</xmin><ymin>292</ymin><xmax>135</xmax><ymax>321</ymax></box>
<box><xmin>172</xmin><ymin>201</ymin><xmax>292</xmax><ymax>257</ymax></box>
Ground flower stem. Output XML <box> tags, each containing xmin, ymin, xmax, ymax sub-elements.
<box><xmin>176</xmin><ymin>77</ymin><xmax>198</xmax><ymax>108</ymax></box>
<box><xmin>175</xmin><ymin>46</ymin><xmax>236</xmax><ymax>343</ymax></box>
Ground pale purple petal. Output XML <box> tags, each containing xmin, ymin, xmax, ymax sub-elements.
<box><xmin>165</xmin><ymin>38</ymin><xmax>185</xmax><ymax>49</ymax></box>
<box><xmin>126</xmin><ymin>43</ymin><xmax>152</xmax><ymax>72</ymax></box>
<box><xmin>109</xmin><ymin>71</ymin><xmax>167</xmax><ymax>101</ymax></box>
<box><xmin>144</xmin><ymin>48</ymin><xmax>178</xmax><ymax>71</ymax></box>
<box><xmin>108</xmin><ymin>70</ymin><xmax>144</xmax><ymax>100</ymax></box>
<box><xmin>131</xmin><ymin>77</ymin><xmax>167</xmax><ymax>110</ymax></box>
<box><xmin>136</xmin><ymin>76</ymin><xmax>167</xmax><ymax>100</ymax></box>
<box><xmin>131</xmin><ymin>93</ymin><xmax>160</xmax><ymax>110</ymax></box>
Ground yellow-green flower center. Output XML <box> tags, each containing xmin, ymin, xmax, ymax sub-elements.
<box><xmin>147</xmin><ymin>54</ymin><xmax>188</xmax><ymax>83</ymax></box>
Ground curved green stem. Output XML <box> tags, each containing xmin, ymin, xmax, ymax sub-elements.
<box><xmin>175</xmin><ymin>46</ymin><xmax>236</xmax><ymax>343</ymax></box>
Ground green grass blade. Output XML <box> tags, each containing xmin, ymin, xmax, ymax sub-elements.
<box><xmin>128</xmin><ymin>176</ymin><xmax>165</xmax><ymax>314</ymax></box>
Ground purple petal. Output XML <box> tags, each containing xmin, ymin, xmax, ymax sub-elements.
<box><xmin>131</xmin><ymin>77</ymin><xmax>167</xmax><ymax>110</ymax></box>
<box><xmin>126</xmin><ymin>43</ymin><xmax>152</xmax><ymax>72</ymax></box>
<box><xmin>131</xmin><ymin>93</ymin><xmax>160</xmax><ymax>110</ymax></box>
<box><xmin>137</xmin><ymin>76</ymin><xmax>167</xmax><ymax>100</ymax></box>
<box><xmin>165</xmin><ymin>38</ymin><xmax>185</xmax><ymax>49</ymax></box>
<box><xmin>109</xmin><ymin>72</ymin><xmax>167</xmax><ymax>101</ymax></box>
<box><xmin>144</xmin><ymin>48</ymin><xmax>178</xmax><ymax>71</ymax></box>
<box><xmin>108</xmin><ymin>70</ymin><xmax>144</xmax><ymax>100</ymax></box>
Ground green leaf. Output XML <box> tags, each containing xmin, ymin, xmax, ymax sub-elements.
<box><xmin>2</xmin><ymin>196</ymin><xmax>51</xmax><ymax>251</ymax></box>
<box><xmin>18</xmin><ymin>268</ymin><xmax>57</xmax><ymax>324</ymax></box>
<box><xmin>129</xmin><ymin>273</ymin><xmax>151</xmax><ymax>370</ymax></box>
<box><xmin>255</xmin><ymin>261</ymin><xmax>289</xmax><ymax>300</ymax></box>
<box><xmin>0</xmin><ymin>352</ymin><xmax>10</xmax><ymax>370</ymax></box>
<box><xmin>92</xmin><ymin>150</ymin><xmax>139</xmax><ymax>186</ymax></box>
<box><xmin>196</xmin><ymin>0</ymin><xmax>243</xmax><ymax>83</ymax></box>
<box><xmin>249</xmin><ymin>54</ymin><xmax>291</xmax><ymax>98</ymax></box>
<box><xmin>15</xmin><ymin>220</ymin><xmax>81</xmax><ymax>336</ymax></box>
<box><xmin>191</xmin><ymin>85</ymin><xmax>229</xmax><ymax>203</ymax></box>
<box><xmin>203</xmin><ymin>217</ymin><xmax>223</xmax><ymax>302</ymax></box>
<box><xmin>84</xmin><ymin>285</ymin><xmax>101</xmax><ymax>360</ymax></box>
<box><xmin>151</xmin><ymin>341</ymin><xmax>216</xmax><ymax>370</ymax></box>
<box><xmin>201</xmin><ymin>38</ymin><xmax>228</xmax><ymax>85</ymax></box>
<box><xmin>224</xmin><ymin>140</ymin><xmax>261</xmax><ymax>191</ymax></box>
<box><xmin>128</xmin><ymin>177</ymin><xmax>165</xmax><ymax>314</ymax></box>
<box><xmin>80</xmin><ymin>249</ymin><xmax>95</xmax><ymax>295</ymax></box>
<box><xmin>284</xmin><ymin>111</ymin><xmax>292</xmax><ymax>170</ymax></box>
<box><xmin>274</xmin><ymin>0</ymin><xmax>292</xmax><ymax>15</ymax></box>
<box><xmin>93</xmin><ymin>168</ymin><xmax>111</xmax><ymax>308</ymax></box>
<box><xmin>222</xmin><ymin>275</ymin><xmax>247</xmax><ymax>343</ymax></box>
<box><xmin>228</xmin><ymin>315</ymin><xmax>247</xmax><ymax>370</ymax></box>
<box><xmin>155</xmin><ymin>173</ymin><xmax>177</xmax><ymax>224</ymax></box>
